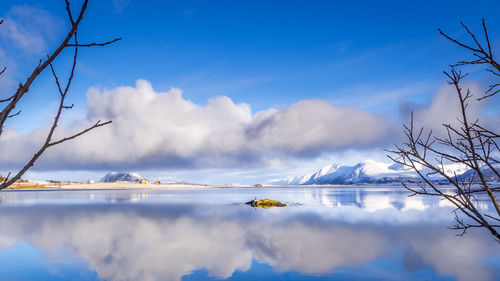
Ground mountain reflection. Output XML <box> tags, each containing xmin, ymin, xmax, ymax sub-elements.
<box><xmin>0</xmin><ymin>188</ymin><xmax>497</xmax><ymax>281</ymax></box>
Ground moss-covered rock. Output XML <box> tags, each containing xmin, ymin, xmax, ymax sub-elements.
<box><xmin>245</xmin><ymin>199</ymin><xmax>286</xmax><ymax>208</ymax></box>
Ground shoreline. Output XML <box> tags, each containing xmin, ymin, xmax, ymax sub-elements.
<box><xmin>3</xmin><ymin>182</ymin><xmax>452</xmax><ymax>191</ymax></box>
<box><xmin>3</xmin><ymin>181</ymin><xmax>481</xmax><ymax>191</ymax></box>
<box><xmin>4</xmin><ymin>182</ymin><xmax>218</xmax><ymax>191</ymax></box>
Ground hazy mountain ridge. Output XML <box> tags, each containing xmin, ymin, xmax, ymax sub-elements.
<box><xmin>457</xmin><ymin>166</ymin><xmax>500</xmax><ymax>183</ymax></box>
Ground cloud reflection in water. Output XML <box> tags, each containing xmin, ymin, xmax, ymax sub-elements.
<box><xmin>0</xmin><ymin>189</ymin><xmax>497</xmax><ymax>281</ymax></box>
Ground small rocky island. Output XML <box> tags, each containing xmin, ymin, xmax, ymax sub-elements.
<box><xmin>246</xmin><ymin>199</ymin><xmax>287</xmax><ymax>208</ymax></box>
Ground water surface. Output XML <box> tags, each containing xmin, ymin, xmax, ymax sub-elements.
<box><xmin>0</xmin><ymin>186</ymin><xmax>498</xmax><ymax>281</ymax></box>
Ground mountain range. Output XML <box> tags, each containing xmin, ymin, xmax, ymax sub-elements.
<box><xmin>267</xmin><ymin>159</ymin><xmax>498</xmax><ymax>185</ymax></box>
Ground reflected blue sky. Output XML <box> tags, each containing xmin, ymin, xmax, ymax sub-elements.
<box><xmin>0</xmin><ymin>243</ymin><xmax>100</xmax><ymax>280</ymax></box>
<box><xmin>0</xmin><ymin>187</ymin><xmax>498</xmax><ymax>281</ymax></box>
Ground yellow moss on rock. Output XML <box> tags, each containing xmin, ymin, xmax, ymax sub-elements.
<box><xmin>246</xmin><ymin>199</ymin><xmax>286</xmax><ymax>208</ymax></box>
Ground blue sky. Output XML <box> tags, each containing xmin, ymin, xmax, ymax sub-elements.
<box><xmin>0</xmin><ymin>0</ymin><xmax>499</xmax><ymax>183</ymax></box>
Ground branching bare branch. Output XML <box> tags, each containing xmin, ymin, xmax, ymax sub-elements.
<box><xmin>0</xmin><ymin>0</ymin><xmax>119</xmax><ymax>189</ymax></box>
<box><xmin>439</xmin><ymin>19</ymin><xmax>499</xmax><ymax>100</ymax></box>
<box><xmin>389</xmin><ymin>20</ymin><xmax>500</xmax><ymax>241</ymax></box>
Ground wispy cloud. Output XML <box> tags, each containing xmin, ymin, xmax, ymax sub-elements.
<box><xmin>0</xmin><ymin>5</ymin><xmax>62</xmax><ymax>55</ymax></box>
<box><xmin>112</xmin><ymin>0</ymin><xmax>131</xmax><ymax>13</ymax></box>
<box><xmin>0</xmin><ymin>47</ymin><xmax>16</xmax><ymax>96</ymax></box>
<box><xmin>330</xmin><ymin>80</ymin><xmax>438</xmax><ymax>112</ymax></box>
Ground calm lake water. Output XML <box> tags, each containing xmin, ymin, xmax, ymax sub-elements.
<box><xmin>0</xmin><ymin>186</ymin><xmax>498</xmax><ymax>281</ymax></box>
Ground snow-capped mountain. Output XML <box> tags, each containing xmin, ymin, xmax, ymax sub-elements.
<box><xmin>267</xmin><ymin>159</ymin><xmax>477</xmax><ymax>185</ymax></box>
<box><xmin>101</xmin><ymin>172</ymin><xmax>143</xmax><ymax>183</ymax></box>
<box><xmin>458</xmin><ymin>166</ymin><xmax>500</xmax><ymax>183</ymax></box>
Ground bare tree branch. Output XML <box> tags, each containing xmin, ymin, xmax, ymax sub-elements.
<box><xmin>389</xmin><ymin>19</ymin><xmax>500</xmax><ymax>241</ymax></box>
<box><xmin>0</xmin><ymin>0</ymin><xmax>120</xmax><ymax>189</ymax></box>
<box><xmin>0</xmin><ymin>94</ymin><xmax>14</xmax><ymax>104</ymax></box>
<box><xmin>0</xmin><ymin>120</ymin><xmax>111</xmax><ymax>190</ymax></box>
<box><xmin>439</xmin><ymin>19</ymin><xmax>499</xmax><ymax>100</ymax></box>
<box><xmin>66</xmin><ymin>37</ymin><xmax>122</xmax><ymax>47</ymax></box>
<box><xmin>7</xmin><ymin>110</ymin><xmax>21</xmax><ymax>118</ymax></box>
<box><xmin>49</xmin><ymin>120</ymin><xmax>112</xmax><ymax>147</ymax></box>
<box><xmin>0</xmin><ymin>0</ymin><xmax>120</xmax><ymax>136</ymax></box>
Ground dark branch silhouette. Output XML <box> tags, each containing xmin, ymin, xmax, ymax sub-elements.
<box><xmin>66</xmin><ymin>37</ymin><xmax>122</xmax><ymax>47</ymax></box>
<box><xmin>0</xmin><ymin>0</ymin><xmax>120</xmax><ymax>189</ymax></box>
<box><xmin>389</xmin><ymin>20</ymin><xmax>500</xmax><ymax>241</ymax></box>
<box><xmin>7</xmin><ymin>110</ymin><xmax>21</xmax><ymax>118</ymax></box>
<box><xmin>439</xmin><ymin>19</ymin><xmax>500</xmax><ymax>100</ymax></box>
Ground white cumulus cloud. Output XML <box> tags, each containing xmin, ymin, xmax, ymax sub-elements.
<box><xmin>0</xmin><ymin>79</ymin><xmax>392</xmax><ymax>171</ymax></box>
<box><xmin>399</xmin><ymin>82</ymin><xmax>498</xmax><ymax>134</ymax></box>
